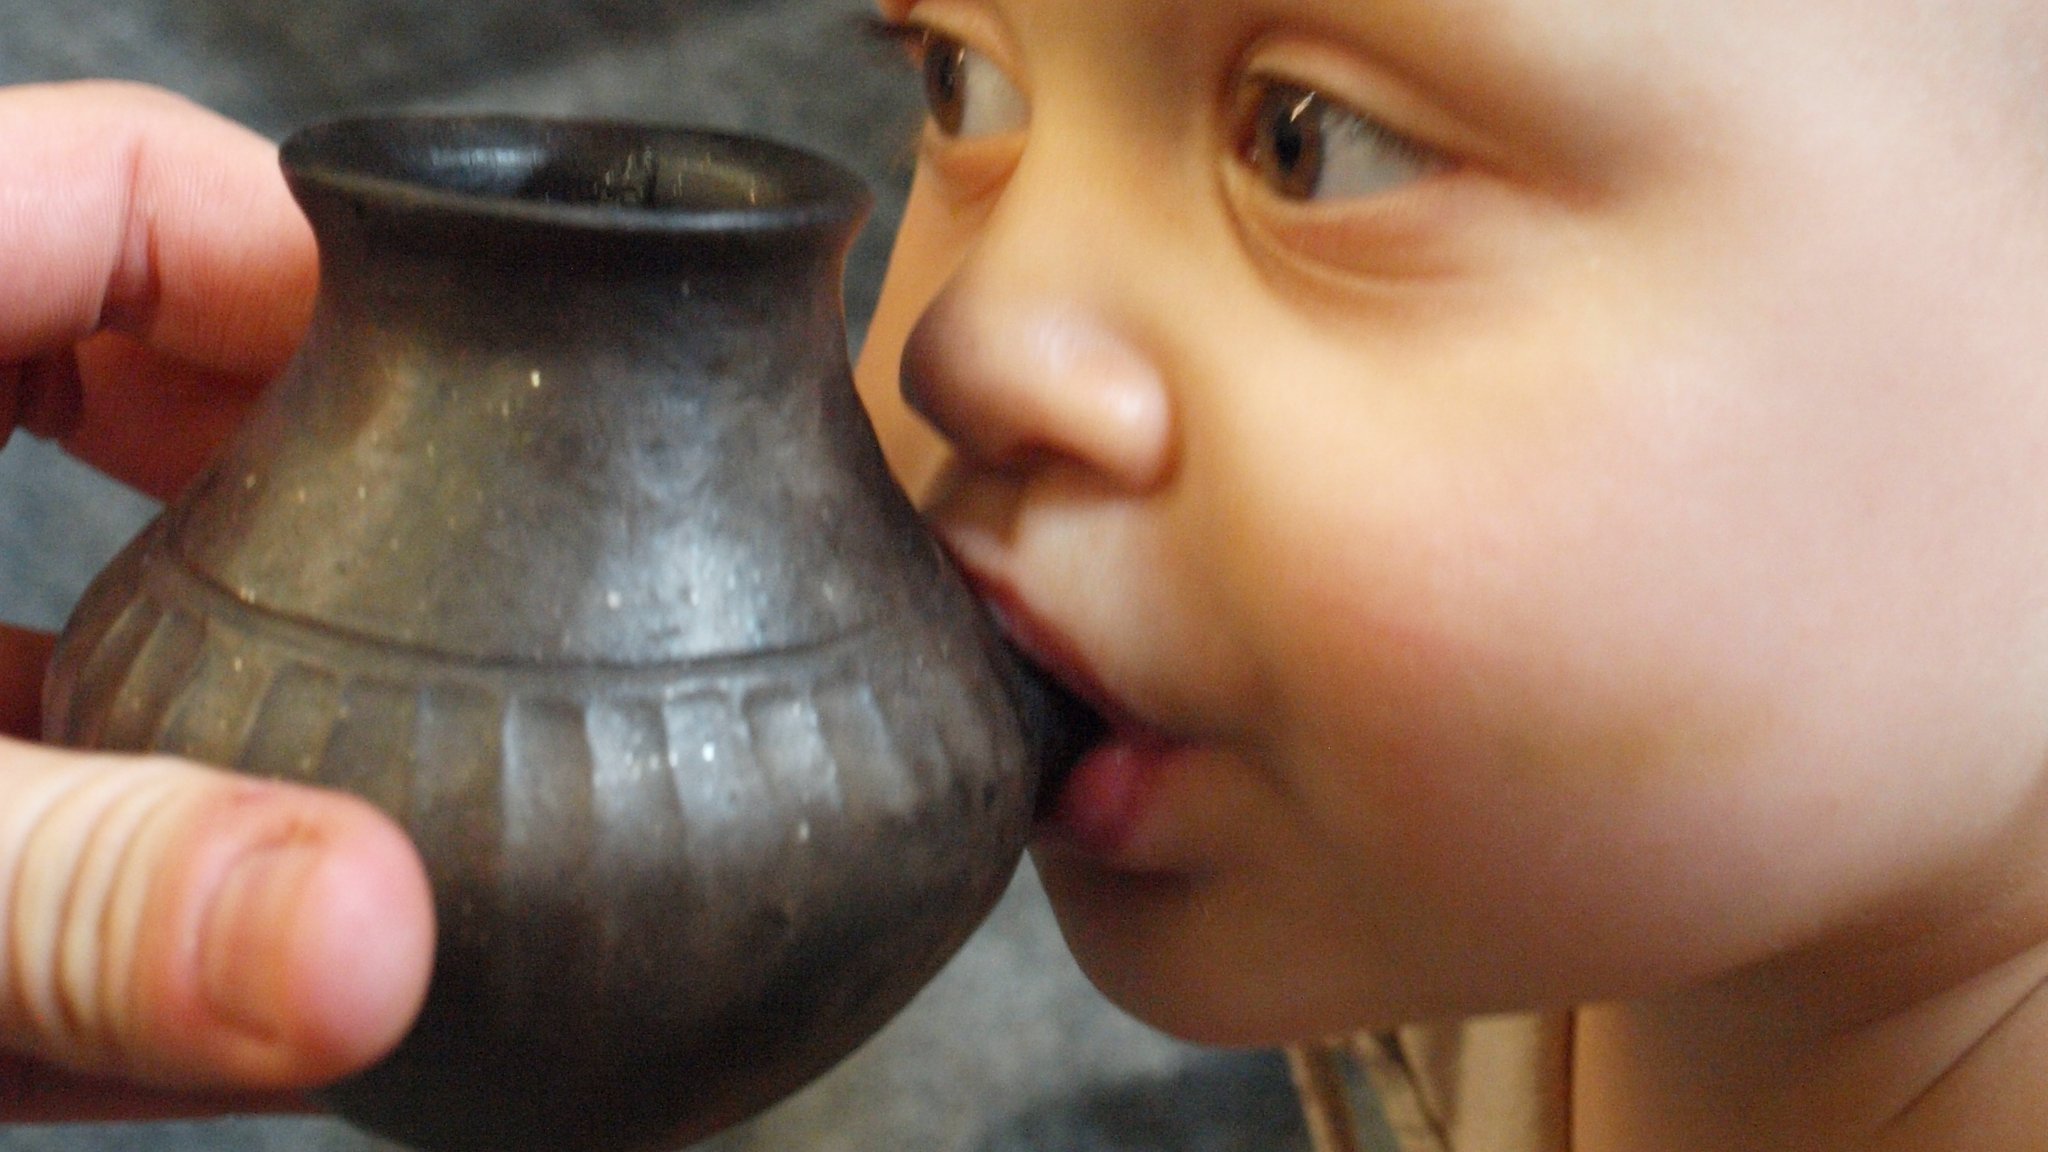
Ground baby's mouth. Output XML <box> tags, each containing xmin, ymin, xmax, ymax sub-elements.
<box><xmin>954</xmin><ymin>575</ymin><xmax>1112</xmax><ymax>818</ymax></box>
<box><xmin>997</xmin><ymin>643</ymin><xmax>1108</xmax><ymax>819</ymax></box>
<box><xmin>964</xmin><ymin>577</ymin><xmax>1197</xmax><ymax>864</ymax></box>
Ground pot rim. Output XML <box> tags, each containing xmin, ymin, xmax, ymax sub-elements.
<box><xmin>279</xmin><ymin>113</ymin><xmax>872</xmax><ymax>240</ymax></box>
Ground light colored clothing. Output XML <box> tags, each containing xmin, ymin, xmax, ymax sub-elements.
<box><xmin>1356</xmin><ymin>1014</ymin><xmax>1574</xmax><ymax>1152</ymax></box>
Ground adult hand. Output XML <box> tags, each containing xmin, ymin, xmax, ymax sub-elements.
<box><xmin>0</xmin><ymin>81</ymin><xmax>434</xmax><ymax>1121</ymax></box>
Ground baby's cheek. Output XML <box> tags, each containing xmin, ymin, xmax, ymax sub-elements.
<box><xmin>1231</xmin><ymin>469</ymin><xmax>1768</xmax><ymax>908</ymax></box>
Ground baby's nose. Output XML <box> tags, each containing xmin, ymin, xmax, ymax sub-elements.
<box><xmin>899</xmin><ymin>282</ymin><xmax>1173</xmax><ymax>491</ymax></box>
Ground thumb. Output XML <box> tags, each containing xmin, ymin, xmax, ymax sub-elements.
<box><xmin>0</xmin><ymin>738</ymin><xmax>433</xmax><ymax>1093</ymax></box>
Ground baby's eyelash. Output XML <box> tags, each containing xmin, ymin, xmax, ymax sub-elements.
<box><xmin>856</xmin><ymin>13</ymin><xmax>931</xmax><ymax>65</ymax></box>
<box><xmin>849</xmin><ymin>14</ymin><xmax>940</xmax><ymax>170</ymax></box>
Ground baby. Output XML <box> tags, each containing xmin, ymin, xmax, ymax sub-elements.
<box><xmin>850</xmin><ymin>0</ymin><xmax>2048</xmax><ymax>1148</ymax></box>
<box><xmin>4</xmin><ymin>0</ymin><xmax>2047</xmax><ymax>1142</ymax></box>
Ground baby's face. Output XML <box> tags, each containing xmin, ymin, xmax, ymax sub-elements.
<box><xmin>855</xmin><ymin>0</ymin><xmax>2048</xmax><ymax>1041</ymax></box>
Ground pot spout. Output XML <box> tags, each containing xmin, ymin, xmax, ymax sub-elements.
<box><xmin>996</xmin><ymin>645</ymin><xmax>1106</xmax><ymax>819</ymax></box>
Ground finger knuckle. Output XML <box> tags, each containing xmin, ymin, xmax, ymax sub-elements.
<box><xmin>0</xmin><ymin>759</ymin><xmax>197</xmax><ymax>1074</ymax></box>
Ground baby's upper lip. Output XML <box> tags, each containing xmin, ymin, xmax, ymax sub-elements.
<box><xmin>939</xmin><ymin>557</ymin><xmax>1122</xmax><ymax>814</ymax></box>
<box><xmin>952</xmin><ymin>561</ymin><xmax>1133</xmax><ymax>734</ymax></box>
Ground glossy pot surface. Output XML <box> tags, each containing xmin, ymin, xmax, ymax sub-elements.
<box><xmin>44</xmin><ymin>115</ymin><xmax>1070</xmax><ymax>1152</ymax></box>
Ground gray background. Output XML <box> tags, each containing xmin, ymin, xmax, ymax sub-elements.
<box><xmin>0</xmin><ymin>2</ymin><xmax>1396</xmax><ymax>1149</ymax></box>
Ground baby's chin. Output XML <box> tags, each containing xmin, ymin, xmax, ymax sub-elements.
<box><xmin>1027</xmin><ymin>847</ymin><xmax>1373</xmax><ymax>1046</ymax></box>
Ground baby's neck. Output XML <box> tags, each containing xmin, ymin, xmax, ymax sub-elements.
<box><xmin>1571</xmin><ymin>940</ymin><xmax>2048</xmax><ymax>1151</ymax></box>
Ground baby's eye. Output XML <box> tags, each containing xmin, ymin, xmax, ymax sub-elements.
<box><xmin>1237</xmin><ymin>79</ymin><xmax>1436</xmax><ymax>201</ymax></box>
<box><xmin>917</xmin><ymin>29</ymin><xmax>1027</xmax><ymax>139</ymax></box>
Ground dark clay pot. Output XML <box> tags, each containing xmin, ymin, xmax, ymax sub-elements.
<box><xmin>43</xmin><ymin>116</ymin><xmax>1088</xmax><ymax>1152</ymax></box>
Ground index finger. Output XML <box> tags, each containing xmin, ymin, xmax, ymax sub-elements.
<box><xmin>0</xmin><ymin>82</ymin><xmax>317</xmax><ymax>489</ymax></box>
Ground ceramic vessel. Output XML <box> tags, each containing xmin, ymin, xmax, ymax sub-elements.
<box><xmin>43</xmin><ymin>115</ymin><xmax>1084</xmax><ymax>1152</ymax></box>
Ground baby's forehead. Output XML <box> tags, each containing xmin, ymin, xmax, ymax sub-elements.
<box><xmin>1336</xmin><ymin>0</ymin><xmax>2038</xmax><ymax>150</ymax></box>
<box><xmin>1058</xmin><ymin>0</ymin><xmax>2044</xmax><ymax>79</ymax></box>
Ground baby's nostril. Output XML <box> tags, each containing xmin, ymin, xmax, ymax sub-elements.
<box><xmin>897</xmin><ymin>283</ymin><xmax>1175</xmax><ymax>491</ymax></box>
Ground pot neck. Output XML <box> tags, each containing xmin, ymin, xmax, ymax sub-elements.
<box><xmin>277</xmin><ymin>116</ymin><xmax>872</xmax><ymax>409</ymax></box>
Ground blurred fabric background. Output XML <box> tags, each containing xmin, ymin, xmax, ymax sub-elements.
<box><xmin>0</xmin><ymin>2</ymin><xmax>1394</xmax><ymax>1148</ymax></box>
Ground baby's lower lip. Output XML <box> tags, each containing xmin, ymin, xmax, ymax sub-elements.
<box><xmin>1036</xmin><ymin>726</ymin><xmax>1182</xmax><ymax>863</ymax></box>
